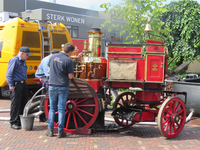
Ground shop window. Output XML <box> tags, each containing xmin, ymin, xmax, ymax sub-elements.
<box><xmin>66</xmin><ymin>26</ymin><xmax>78</xmax><ymax>38</ymax></box>
<box><xmin>111</xmin><ymin>32</ymin><xmax>121</xmax><ymax>42</ymax></box>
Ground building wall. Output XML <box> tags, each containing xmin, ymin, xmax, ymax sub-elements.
<box><xmin>0</xmin><ymin>0</ymin><xmax>4</xmax><ymax>12</ymax></box>
<box><xmin>1</xmin><ymin>0</ymin><xmax>129</xmax><ymax>56</ymax></box>
<box><xmin>186</xmin><ymin>60</ymin><xmax>200</xmax><ymax>73</ymax></box>
<box><xmin>1</xmin><ymin>0</ymin><xmax>99</xmax><ymax>17</ymax></box>
<box><xmin>3</xmin><ymin>0</ymin><xmax>25</xmax><ymax>12</ymax></box>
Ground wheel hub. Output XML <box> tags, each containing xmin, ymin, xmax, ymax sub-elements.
<box><xmin>66</xmin><ymin>100</ymin><xmax>77</xmax><ymax>111</ymax></box>
<box><xmin>171</xmin><ymin>113</ymin><xmax>180</xmax><ymax>123</ymax></box>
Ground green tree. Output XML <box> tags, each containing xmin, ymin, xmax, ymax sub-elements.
<box><xmin>100</xmin><ymin>0</ymin><xmax>170</xmax><ymax>44</ymax></box>
<box><xmin>160</xmin><ymin>0</ymin><xmax>200</xmax><ymax>63</ymax></box>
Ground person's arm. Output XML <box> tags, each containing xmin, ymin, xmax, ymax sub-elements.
<box><xmin>47</xmin><ymin>56</ymin><xmax>51</xmax><ymax>74</ymax></box>
<box><xmin>6</xmin><ymin>58</ymin><xmax>16</xmax><ymax>92</ymax></box>
<box><xmin>68</xmin><ymin>73</ymin><xmax>73</xmax><ymax>79</ymax></box>
<box><xmin>68</xmin><ymin>59</ymin><xmax>74</xmax><ymax>80</ymax></box>
<box><xmin>43</xmin><ymin>56</ymin><xmax>51</xmax><ymax>77</ymax></box>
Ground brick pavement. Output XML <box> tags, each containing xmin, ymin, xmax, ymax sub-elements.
<box><xmin>1</xmin><ymin>99</ymin><xmax>200</xmax><ymax>150</ymax></box>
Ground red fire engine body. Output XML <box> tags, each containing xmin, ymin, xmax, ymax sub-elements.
<box><xmin>32</xmin><ymin>28</ymin><xmax>186</xmax><ymax>139</ymax></box>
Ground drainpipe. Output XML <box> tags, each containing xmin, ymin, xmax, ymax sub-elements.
<box><xmin>25</xmin><ymin>0</ymin><xmax>27</xmax><ymax>11</ymax></box>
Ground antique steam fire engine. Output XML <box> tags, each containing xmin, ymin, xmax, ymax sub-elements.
<box><xmin>41</xmin><ymin>24</ymin><xmax>188</xmax><ymax>138</ymax></box>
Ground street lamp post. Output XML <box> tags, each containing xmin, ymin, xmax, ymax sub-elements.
<box><xmin>25</xmin><ymin>9</ymin><xmax>32</xmax><ymax>21</ymax></box>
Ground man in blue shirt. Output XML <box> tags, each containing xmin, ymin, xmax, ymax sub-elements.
<box><xmin>6</xmin><ymin>46</ymin><xmax>32</xmax><ymax>130</ymax></box>
<box><xmin>35</xmin><ymin>49</ymin><xmax>59</xmax><ymax>122</ymax></box>
<box><xmin>46</xmin><ymin>43</ymin><xmax>74</xmax><ymax>138</ymax></box>
<box><xmin>35</xmin><ymin>49</ymin><xmax>60</xmax><ymax>79</ymax></box>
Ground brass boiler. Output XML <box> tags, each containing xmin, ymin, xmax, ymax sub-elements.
<box><xmin>87</xmin><ymin>28</ymin><xmax>104</xmax><ymax>57</ymax></box>
<box><xmin>79</xmin><ymin>28</ymin><xmax>107</xmax><ymax>79</ymax></box>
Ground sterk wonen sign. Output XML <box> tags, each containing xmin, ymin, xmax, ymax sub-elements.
<box><xmin>46</xmin><ymin>13</ymin><xmax>85</xmax><ymax>24</ymax></box>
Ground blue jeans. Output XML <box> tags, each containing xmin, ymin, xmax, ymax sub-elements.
<box><xmin>48</xmin><ymin>85</ymin><xmax>69</xmax><ymax>131</ymax></box>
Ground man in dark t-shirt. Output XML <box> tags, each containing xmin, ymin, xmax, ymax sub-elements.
<box><xmin>46</xmin><ymin>43</ymin><xmax>74</xmax><ymax>138</ymax></box>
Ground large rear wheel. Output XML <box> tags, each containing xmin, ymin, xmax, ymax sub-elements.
<box><xmin>45</xmin><ymin>97</ymin><xmax>99</xmax><ymax>133</ymax></box>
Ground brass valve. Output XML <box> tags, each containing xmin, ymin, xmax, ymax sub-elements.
<box><xmin>80</xmin><ymin>64</ymin><xmax>86</xmax><ymax>70</ymax></box>
<box><xmin>98</xmin><ymin>65</ymin><xmax>102</xmax><ymax>69</ymax></box>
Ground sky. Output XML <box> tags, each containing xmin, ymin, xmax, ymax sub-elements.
<box><xmin>39</xmin><ymin>0</ymin><xmax>200</xmax><ymax>11</ymax></box>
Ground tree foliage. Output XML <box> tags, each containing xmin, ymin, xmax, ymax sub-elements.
<box><xmin>160</xmin><ymin>0</ymin><xmax>200</xmax><ymax>63</ymax></box>
<box><xmin>100</xmin><ymin>0</ymin><xmax>170</xmax><ymax>44</ymax></box>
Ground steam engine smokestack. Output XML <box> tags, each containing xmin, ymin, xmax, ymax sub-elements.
<box><xmin>87</xmin><ymin>28</ymin><xmax>104</xmax><ymax>57</ymax></box>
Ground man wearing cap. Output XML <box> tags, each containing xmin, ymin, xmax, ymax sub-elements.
<box><xmin>35</xmin><ymin>49</ymin><xmax>60</xmax><ymax>122</ymax></box>
<box><xmin>6</xmin><ymin>46</ymin><xmax>32</xmax><ymax>130</ymax></box>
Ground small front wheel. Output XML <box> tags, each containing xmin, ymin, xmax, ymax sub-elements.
<box><xmin>113</xmin><ymin>92</ymin><xmax>135</xmax><ymax>127</ymax></box>
<box><xmin>158</xmin><ymin>97</ymin><xmax>186</xmax><ymax>138</ymax></box>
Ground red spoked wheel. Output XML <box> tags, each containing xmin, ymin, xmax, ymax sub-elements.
<box><xmin>44</xmin><ymin>97</ymin><xmax>99</xmax><ymax>133</ymax></box>
<box><xmin>158</xmin><ymin>97</ymin><xmax>186</xmax><ymax>138</ymax></box>
<box><xmin>113</xmin><ymin>92</ymin><xmax>135</xmax><ymax>127</ymax></box>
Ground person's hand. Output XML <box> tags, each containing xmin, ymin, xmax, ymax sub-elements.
<box><xmin>10</xmin><ymin>87</ymin><xmax>14</xmax><ymax>92</ymax></box>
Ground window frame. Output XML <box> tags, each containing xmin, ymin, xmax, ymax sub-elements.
<box><xmin>66</xmin><ymin>25</ymin><xmax>79</xmax><ymax>38</ymax></box>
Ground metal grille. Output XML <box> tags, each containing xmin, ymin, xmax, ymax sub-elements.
<box><xmin>52</xmin><ymin>33</ymin><xmax>68</xmax><ymax>49</ymax></box>
<box><xmin>27</xmin><ymin>56</ymin><xmax>41</xmax><ymax>61</ymax></box>
<box><xmin>30</xmin><ymin>50</ymin><xmax>40</xmax><ymax>53</ymax></box>
<box><xmin>22</xmin><ymin>31</ymin><xmax>40</xmax><ymax>48</ymax></box>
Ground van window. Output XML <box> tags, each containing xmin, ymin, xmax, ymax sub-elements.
<box><xmin>52</xmin><ymin>33</ymin><xmax>68</xmax><ymax>49</ymax></box>
<box><xmin>22</xmin><ymin>31</ymin><xmax>40</xmax><ymax>48</ymax></box>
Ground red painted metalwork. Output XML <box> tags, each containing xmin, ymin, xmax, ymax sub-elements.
<box><xmin>72</xmin><ymin>39</ymin><xmax>89</xmax><ymax>55</ymax></box>
<box><xmin>111</xmin><ymin>82</ymin><xmax>132</xmax><ymax>88</ymax></box>
<box><xmin>146</xmin><ymin>39</ymin><xmax>164</xmax><ymax>44</ymax></box>
<box><xmin>107</xmin><ymin>53</ymin><xmax>142</xmax><ymax>58</ymax></box>
<box><xmin>140</xmin><ymin>111</ymin><xmax>155</xmax><ymax>122</ymax></box>
<box><xmin>158</xmin><ymin>97</ymin><xmax>186</xmax><ymax>138</ymax></box>
<box><xmin>86</xmin><ymin>80</ymin><xmax>102</xmax><ymax>92</ymax></box>
<box><xmin>97</xmin><ymin>46</ymin><xmax>101</xmax><ymax>57</ymax></box>
<box><xmin>146</xmin><ymin>55</ymin><xmax>164</xmax><ymax>82</ymax></box>
<box><xmin>44</xmin><ymin>97</ymin><xmax>99</xmax><ymax>133</ymax></box>
<box><xmin>136</xmin><ymin>92</ymin><xmax>161</xmax><ymax>103</ymax></box>
<box><xmin>108</xmin><ymin>44</ymin><xmax>143</xmax><ymax>53</ymax></box>
<box><xmin>146</xmin><ymin>46</ymin><xmax>165</xmax><ymax>53</ymax></box>
<box><xmin>133</xmin><ymin>114</ymin><xmax>140</xmax><ymax>122</ymax></box>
